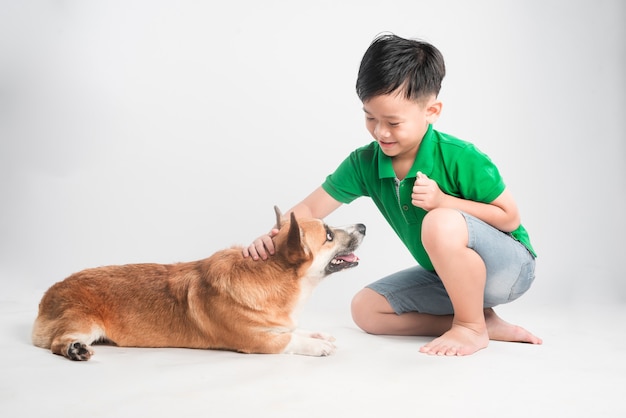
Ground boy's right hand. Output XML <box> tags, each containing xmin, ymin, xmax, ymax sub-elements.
<box><xmin>242</xmin><ymin>228</ymin><xmax>280</xmax><ymax>260</ymax></box>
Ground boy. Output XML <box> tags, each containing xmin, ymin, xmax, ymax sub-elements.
<box><xmin>243</xmin><ymin>34</ymin><xmax>541</xmax><ymax>356</ymax></box>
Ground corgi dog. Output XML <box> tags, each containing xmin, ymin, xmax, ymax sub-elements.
<box><xmin>32</xmin><ymin>207</ymin><xmax>365</xmax><ymax>360</ymax></box>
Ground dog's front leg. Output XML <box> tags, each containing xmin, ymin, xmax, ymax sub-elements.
<box><xmin>281</xmin><ymin>330</ymin><xmax>336</xmax><ymax>356</ymax></box>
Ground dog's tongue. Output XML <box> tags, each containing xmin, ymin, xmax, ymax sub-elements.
<box><xmin>336</xmin><ymin>253</ymin><xmax>359</xmax><ymax>262</ymax></box>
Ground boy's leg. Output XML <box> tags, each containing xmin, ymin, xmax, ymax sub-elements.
<box><xmin>352</xmin><ymin>208</ymin><xmax>489</xmax><ymax>356</ymax></box>
<box><xmin>419</xmin><ymin>208</ymin><xmax>489</xmax><ymax>355</ymax></box>
<box><xmin>351</xmin><ymin>288</ymin><xmax>454</xmax><ymax>336</ymax></box>
<box><xmin>351</xmin><ymin>289</ymin><xmax>541</xmax><ymax>348</ymax></box>
<box><xmin>351</xmin><ymin>208</ymin><xmax>541</xmax><ymax>355</ymax></box>
<box><xmin>351</xmin><ymin>263</ymin><xmax>458</xmax><ymax>336</ymax></box>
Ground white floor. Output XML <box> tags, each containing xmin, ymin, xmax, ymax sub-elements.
<box><xmin>1</xmin><ymin>287</ymin><xmax>625</xmax><ymax>418</ymax></box>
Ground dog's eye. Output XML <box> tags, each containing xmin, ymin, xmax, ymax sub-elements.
<box><xmin>325</xmin><ymin>227</ymin><xmax>334</xmax><ymax>242</ymax></box>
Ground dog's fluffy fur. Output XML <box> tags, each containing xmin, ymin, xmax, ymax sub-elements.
<box><xmin>32</xmin><ymin>207</ymin><xmax>365</xmax><ymax>360</ymax></box>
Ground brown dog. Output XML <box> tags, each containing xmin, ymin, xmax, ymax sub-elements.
<box><xmin>32</xmin><ymin>207</ymin><xmax>365</xmax><ymax>360</ymax></box>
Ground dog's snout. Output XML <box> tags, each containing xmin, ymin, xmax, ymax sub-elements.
<box><xmin>356</xmin><ymin>224</ymin><xmax>366</xmax><ymax>235</ymax></box>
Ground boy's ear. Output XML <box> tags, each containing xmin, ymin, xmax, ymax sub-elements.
<box><xmin>425</xmin><ymin>99</ymin><xmax>443</xmax><ymax>124</ymax></box>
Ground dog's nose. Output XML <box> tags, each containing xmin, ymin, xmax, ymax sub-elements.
<box><xmin>356</xmin><ymin>224</ymin><xmax>366</xmax><ymax>235</ymax></box>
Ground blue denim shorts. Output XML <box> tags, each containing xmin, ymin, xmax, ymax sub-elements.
<box><xmin>366</xmin><ymin>212</ymin><xmax>536</xmax><ymax>315</ymax></box>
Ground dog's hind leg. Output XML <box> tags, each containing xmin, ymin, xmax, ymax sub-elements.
<box><xmin>35</xmin><ymin>317</ymin><xmax>107</xmax><ymax>361</ymax></box>
<box><xmin>55</xmin><ymin>340</ymin><xmax>94</xmax><ymax>361</ymax></box>
<box><xmin>51</xmin><ymin>326</ymin><xmax>107</xmax><ymax>361</ymax></box>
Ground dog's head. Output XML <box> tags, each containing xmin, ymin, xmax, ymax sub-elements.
<box><xmin>272</xmin><ymin>206</ymin><xmax>365</xmax><ymax>280</ymax></box>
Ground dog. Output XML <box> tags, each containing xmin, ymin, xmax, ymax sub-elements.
<box><xmin>32</xmin><ymin>207</ymin><xmax>365</xmax><ymax>360</ymax></box>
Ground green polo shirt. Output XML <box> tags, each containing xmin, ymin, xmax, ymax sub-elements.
<box><xmin>322</xmin><ymin>124</ymin><xmax>536</xmax><ymax>271</ymax></box>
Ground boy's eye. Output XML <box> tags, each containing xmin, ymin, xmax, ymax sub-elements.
<box><xmin>388</xmin><ymin>122</ymin><xmax>400</xmax><ymax>127</ymax></box>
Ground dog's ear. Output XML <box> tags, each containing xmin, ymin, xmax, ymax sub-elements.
<box><xmin>285</xmin><ymin>211</ymin><xmax>308</xmax><ymax>264</ymax></box>
<box><xmin>274</xmin><ymin>205</ymin><xmax>287</xmax><ymax>229</ymax></box>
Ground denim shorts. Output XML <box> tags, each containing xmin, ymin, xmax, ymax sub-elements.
<box><xmin>366</xmin><ymin>212</ymin><xmax>536</xmax><ymax>315</ymax></box>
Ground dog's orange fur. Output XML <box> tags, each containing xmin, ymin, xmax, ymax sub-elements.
<box><xmin>32</xmin><ymin>208</ymin><xmax>365</xmax><ymax>360</ymax></box>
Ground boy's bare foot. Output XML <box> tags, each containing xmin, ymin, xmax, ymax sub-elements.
<box><xmin>419</xmin><ymin>322</ymin><xmax>489</xmax><ymax>356</ymax></box>
<box><xmin>418</xmin><ymin>309</ymin><xmax>542</xmax><ymax>356</ymax></box>
<box><xmin>484</xmin><ymin>308</ymin><xmax>543</xmax><ymax>345</ymax></box>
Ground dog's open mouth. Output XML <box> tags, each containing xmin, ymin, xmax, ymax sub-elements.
<box><xmin>327</xmin><ymin>252</ymin><xmax>360</xmax><ymax>273</ymax></box>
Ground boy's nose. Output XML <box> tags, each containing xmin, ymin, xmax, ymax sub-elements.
<box><xmin>374</xmin><ymin>124</ymin><xmax>389</xmax><ymax>139</ymax></box>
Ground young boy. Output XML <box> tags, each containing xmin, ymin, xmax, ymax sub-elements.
<box><xmin>243</xmin><ymin>34</ymin><xmax>542</xmax><ymax>356</ymax></box>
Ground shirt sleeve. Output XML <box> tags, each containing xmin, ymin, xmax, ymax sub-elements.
<box><xmin>455</xmin><ymin>144</ymin><xmax>506</xmax><ymax>203</ymax></box>
<box><xmin>321</xmin><ymin>150</ymin><xmax>369</xmax><ymax>204</ymax></box>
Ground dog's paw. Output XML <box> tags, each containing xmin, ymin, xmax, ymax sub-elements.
<box><xmin>310</xmin><ymin>331</ymin><xmax>336</xmax><ymax>342</ymax></box>
<box><xmin>314</xmin><ymin>339</ymin><xmax>337</xmax><ymax>357</ymax></box>
<box><xmin>283</xmin><ymin>333</ymin><xmax>337</xmax><ymax>356</ymax></box>
<box><xmin>67</xmin><ymin>341</ymin><xmax>93</xmax><ymax>361</ymax></box>
<box><xmin>294</xmin><ymin>329</ymin><xmax>336</xmax><ymax>342</ymax></box>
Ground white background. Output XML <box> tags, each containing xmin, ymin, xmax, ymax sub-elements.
<box><xmin>1</xmin><ymin>0</ymin><xmax>624</xmax><ymax>311</ymax></box>
<box><xmin>1</xmin><ymin>2</ymin><xmax>625</xmax><ymax>417</ymax></box>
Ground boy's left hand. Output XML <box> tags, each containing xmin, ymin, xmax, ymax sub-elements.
<box><xmin>412</xmin><ymin>172</ymin><xmax>444</xmax><ymax>211</ymax></box>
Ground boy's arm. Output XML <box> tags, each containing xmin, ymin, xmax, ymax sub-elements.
<box><xmin>243</xmin><ymin>187</ymin><xmax>343</xmax><ymax>260</ymax></box>
<box><xmin>412</xmin><ymin>172</ymin><xmax>520</xmax><ymax>232</ymax></box>
<box><xmin>296</xmin><ymin>186</ymin><xmax>344</xmax><ymax>219</ymax></box>
<box><xmin>455</xmin><ymin>188</ymin><xmax>521</xmax><ymax>232</ymax></box>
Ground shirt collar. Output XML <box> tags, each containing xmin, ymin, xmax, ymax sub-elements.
<box><xmin>377</xmin><ymin>124</ymin><xmax>435</xmax><ymax>179</ymax></box>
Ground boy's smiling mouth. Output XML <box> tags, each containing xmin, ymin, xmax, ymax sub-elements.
<box><xmin>379</xmin><ymin>140</ymin><xmax>396</xmax><ymax>147</ymax></box>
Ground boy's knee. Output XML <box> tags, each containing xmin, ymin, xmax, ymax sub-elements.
<box><xmin>351</xmin><ymin>288</ymin><xmax>386</xmax><ymax>335</ymax></box>
<box><xmin>350</xmin><ymin>290</ymin><xmax>370</xmax><ymax>331</ymax></box>
<box><xmin>421</xmin><ymin>208</ymin><xmax>467</xmax><ymax>250</ymax></box>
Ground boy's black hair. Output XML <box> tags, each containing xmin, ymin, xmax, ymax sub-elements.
<box><xmin>356</xmin><ymin>34</ymin><xmax>446</xmax><ymax>102</ymax></box>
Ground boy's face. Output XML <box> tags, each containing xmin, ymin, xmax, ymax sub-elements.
<box><xmin>362</xmin><ymin>92</ymin><xmax>441</xmax><ymax>160</ymax></box>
